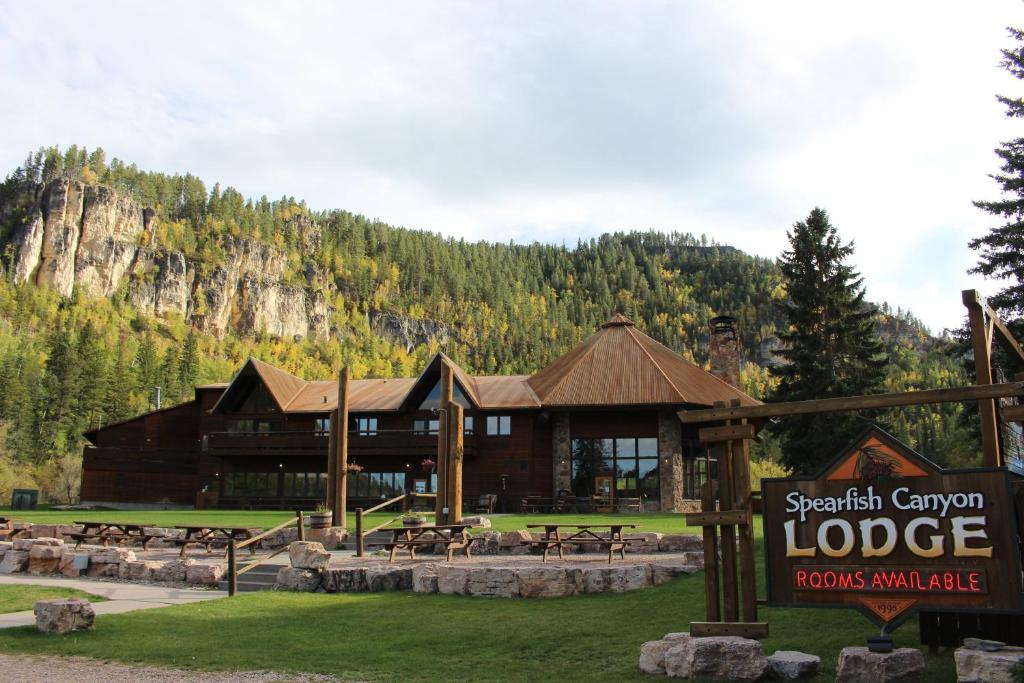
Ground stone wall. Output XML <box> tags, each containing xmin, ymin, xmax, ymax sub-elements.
<box><xmin>658</xmin><ymin>410</ymin><xmax>684</xmax><ymax>512</ymax></box>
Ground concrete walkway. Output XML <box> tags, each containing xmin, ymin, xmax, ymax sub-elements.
<box><xmin>0</xmin><ymin>574</ymin><xmax>226</xmax><ymax>629</ymax></box>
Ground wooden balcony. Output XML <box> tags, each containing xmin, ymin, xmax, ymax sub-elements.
<box><xmin>204</xmin><ymin>430</ymin><xmax>477</xmax><ymax>458</ymax></box>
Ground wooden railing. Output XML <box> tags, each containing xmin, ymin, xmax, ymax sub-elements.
<box><xmin>355</xmin><ymin>492</ymin><xmax>436</xmax><ymax>557</ymax></box>
<box><xmin>226</xmin><ymin>510</ymin><xmax>305</xmax><ymax>596</ymax></box>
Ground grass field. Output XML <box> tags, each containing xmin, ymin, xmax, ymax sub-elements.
<box><xmin>0</xmin><ymin>573</ymin><xmax>953</xmax><ymax>681</ymax></box>
<box><xmin>0</xmin><ymin>585</ymin><xmax>106</xmax><ymax>615</ymax></box>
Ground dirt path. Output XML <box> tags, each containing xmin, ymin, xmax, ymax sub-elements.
<box><xmin>0</xmin><ymin>654</ymin><xmax>341</xmax><ymax>682</ymax></box>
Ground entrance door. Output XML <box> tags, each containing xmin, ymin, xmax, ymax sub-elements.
<box><xmin>594</xmin><ymin>475</ymin><xmax>614</xmax><ymax>512</ymax></box>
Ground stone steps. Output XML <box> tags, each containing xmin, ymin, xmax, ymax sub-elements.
<box><xmin>216</xmin><ymin>563</ymin><xmax>279</xmax><ymax>593</ymax></box>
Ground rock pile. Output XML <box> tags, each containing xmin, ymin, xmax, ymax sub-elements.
<box><xmin>638</xmin><ymin>632</ymin><xmax>769</xmax><ymax>681</ymax></box>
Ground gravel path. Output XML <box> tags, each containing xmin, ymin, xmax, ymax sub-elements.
<box><xmin>0</xmin><ymin>654</ymin><xmax>340</xmax><ymax>682</ymax></box>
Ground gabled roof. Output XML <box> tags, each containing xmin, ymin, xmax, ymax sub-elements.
<box><xmin>209</xmin><ymin>357</ymin><xmax>306</xmax><ymax>413</ymax></box>
<box><xmin>526</xmin><ymin>314</ymin><xmax>760</xmax><ymax>408</ymax></box>
<box><xmin>399</xmin><ymin>352</ymin><xmax>482</xmax><ymax>411</ymax></box>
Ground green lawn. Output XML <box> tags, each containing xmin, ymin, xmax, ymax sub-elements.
<box><xmin>0</xmin><ymin>585</ymin><xmax>107</xmax><ymax>615</ymax></box>
<box><xmin>0</xmin><ymin>573</ymin><xmax>953</xmax><ymax>682</ymax></box>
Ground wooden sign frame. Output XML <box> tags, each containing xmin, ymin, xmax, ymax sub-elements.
<box><xmin>762</xmin><ymin>425</ymin><xmax>1024</xmax><ymax>630</ymax></box>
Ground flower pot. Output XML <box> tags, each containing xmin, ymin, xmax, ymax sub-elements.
<box><xmin>309</xmin><ymin>511</ymin><xmax>332</xmax><ymax>529</ymax></box>
<box><xmin>403</xmin><ymin>518</ymin><xmax>427</xmax><ymax>527</ymax></box>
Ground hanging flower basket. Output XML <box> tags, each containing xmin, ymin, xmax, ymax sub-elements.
<box><xmin>345</xmin><ymin>463</ymin><xmax>364</xmax><ymax>473</ymax></box>
<box><xmin>420</xmin><ymin>458</ymin><xmax>436</xmax><ymax>473</ymax></box>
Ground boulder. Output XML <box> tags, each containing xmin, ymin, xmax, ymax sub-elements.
<box><xmin>516</xmin><ymin>566</ymin><xmax>582</xmax><ymax>598</ymax></box>
<box><xmin>186</xmin><ymin>563</ymin><xmax>226</xmax><ymax>586</ymax></box>
<box><xmin>682</xmin><ymin>636</ymin><xmax>769</xmax><ymax>681</ymax></box>
<box><xmin>86</xmin><ymin>561</ymin><xmax>122</xmax><ymax>578</ymax></box>
<box><xmin>461</xmin><ymin>516</ymin><xmax>491</xmax><ymax>528</ymax></box>
<box><xmin>835</xmin><ymin>647</ymin><xmax>925</xmax><ymax>683</ymax></box>
<box><xmin>260</xmin><ymin>527</ymin><xmax>298</xmax><ymax>550</ymax></box>
<box><xmin>30</xmin><ymin>525</ymin><xmax>58</xmax><ymax>539</ymax></box>
<box><xmin>56</xmin><ymin>524</ymin><xmax>84</xmax><ymax>540</ymax></box>
<box><xmin>275</xmin><ymin>566</ymin><xmax>322</xmax><ymax>592</ymax></box>
<box><xmin>768</xmin><ymin>650</ymin><xmax>821</xmax><ymax>679</ymax></box>
<box><xmin>13</xmin><ymin>538</ymin><xmax>35</xmax><ymax>551</ymax></box>
<box><xmin>120</xmin><ymin>560</ymin><xmax>163</xmax><ymax>581</ymax></box>
<box><xmin>465</xmin><ymin>567</ymin><xmax>519</xmax><ymax>598</ymax></box>
<box><xmin>154</xmin><ymin>558</ymin><xmax>195</xmax><ymax>583</ymax></box>
<box><xmin>89</xmin><ymin>547</ymin><xmax>135</xmax><ymax>564</ymax></box>
<box><xmin>498</xmin><ymin>530</ymin><xmax>532</xmax><ymax>555</ymax></box>
<box><xmin>469</xmin><ymin>532</ymin><xmax>502</xmax><ymax>555</ymax></box>
<box><xmin>28</xmin><ymin>543</ymin><xmax>64</xmax><ymax>574</ymax></box>
<box><xmin>308</xmin><ymin>526</ymin><xmax>347</xmax><ymax>550</ymax></box>
<box><xmin>658</xmin><ymin>534</ymin><xmax>703</xmax><ymax>553</ymax></box>
<box><xmin>664</xmin><ymin>639</ymin><xmax>698</xmax><ymax>678</ymax></box>
<box><xmin>412</xmin><ymin>563</ymin><xmax>440</xmax><ymax>593</ymax></box>
<box><xmin>0</xmin><ymin>550</ymin><xmax>28</xmax><ymax>574</ymax></box>
<box><xmin>954</xmin><ymin>646</ymin><xmax>1024</xmax><ymax>683</ymax></box>
<box><xmin>581</xmin><ymin>564</ymin><xmax>651</xmax><ymax>593</ymax></box>
<box><xmin>436</xmin><ymin>565</ymin><xmax>471</xmax><ymax>595</ymax></box>
<box><xmin>651</xmin><ymin>562</ymin><xmax>699</xmax><ymax>585</ymax></box>
<box><xmin>640</xmin><ymin>632</ymin><xmax>692</xmax><ymax>676</ymax></box>
<box><xmin>626</xmin><ymin>532</ymin><xmax>663</xmax><ymax>554</ymax></box>
<box><xmin>288</xmin><ymin>541</ymin><xmax>331</xmax><ymax>570</ymax></box>
<box><xmin>365</xmin><ymin>565</ymin><xmax>413</xmax><ymax>592</ymax></box>
<box><xmin>321</xmin><ymin>567</ymin><xmax>368</xmax><ymax>593</ymax></box>
<box><xmin>0</xmin><ymin>541</ymin><xmax>11</xmax><ymax>552</ymax></box>
<box><xmin>963</xmin><ymin>637</ymin><xmax>1009</xmax><ymax>652</ymax></box>
<box><xmin>58</xmin><ymin>552</ymin><xmax>88</xmax><ymax>578</ymax></box>
<box><xmin>34</xmin><ymin>598</ymin><xmax>95</xmax><ymax>634</ymax></box>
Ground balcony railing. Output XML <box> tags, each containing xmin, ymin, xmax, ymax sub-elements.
<box><xmin>204</xmin><ymin>430</ymin><xmax>476</xmax><ymax>457</ymax></box>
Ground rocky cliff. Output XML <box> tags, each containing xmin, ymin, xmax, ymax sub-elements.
<box><xmin>7</xmin><ymin>178</ymin><xmax>336</xmax><ymax>341</ymax></box>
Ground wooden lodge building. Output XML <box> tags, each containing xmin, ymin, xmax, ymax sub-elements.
<box><xmin>80</xmin><ymin>314</ymin><xmax>758</xmax><ymax>512</ymax></box>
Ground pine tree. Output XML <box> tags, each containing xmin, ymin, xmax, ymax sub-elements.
<box><xmin>134</xmin><ymin>334</ymin><xmax>160</xmax><ymax>408</ymax></box>
<box><xmin>971</xmin><ymin>27</ymin><xmax>1024</xmax><ymax>317</ymax></box>
<box><xmin>178</xmin><ymin>331</ymin><xmax>200</xmax><ymax>401</ymax></box>
<box><xmin>768</xmin><ymin>208</ymin><xmax>888</xmax><ymax>474</ymax></box>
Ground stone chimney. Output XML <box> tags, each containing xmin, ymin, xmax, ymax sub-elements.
<box><xmin>709</xmin><ymin>316</ymin><xmax>741</xmax><ymax>389</ymax></box>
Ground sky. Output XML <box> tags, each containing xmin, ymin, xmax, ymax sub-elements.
<box><xmin>1</xmin><ymin>1</ymin><xmax>1022</xmax><ymax>334</ymax></box>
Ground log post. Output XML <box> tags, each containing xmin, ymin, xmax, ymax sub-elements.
<box><xmin>448</xmin><ymin>401</ymin><xmax>464</xmax><ymax>523</ymax></box>
<box><xmin>355</xmin><ymin>508</ymin><xmax>364</xmax><ymax>557</ymax></box>
<box><xmin>335</xmin><ymin>367</ymin><xmax>349</xmax><ymax>528</ymax></box>
<box><xmin>227</xmin><ymin>540</ymin><xmax>237</xmax><ymax>597</ymax></box>
<box><xmin>434</xmin><ymin>360</ymin><xmax>453</xmax><ymax>525</ymax></box>
<box><xmin>964</xmin><ymin>289</ymin><xmax>1002</xmax><ymax>467</ymax></box>
<box><xmin>326</xmin><ymin>409</ymin><xmax>338</xmax><ymax>521</ymax></box>
<box><xmin>296</xmin><ymin>510</ymin><xmax>305</xmax><ymax>542</ymax></box>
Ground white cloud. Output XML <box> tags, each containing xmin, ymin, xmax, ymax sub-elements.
<box><xmin>1</xmin><ymin>0</ymin><xmax>1022</xmax><ymax>331</ymax></box>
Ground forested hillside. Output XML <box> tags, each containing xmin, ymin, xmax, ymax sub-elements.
<box><xmin>0</xmin><ymin>146</ymin><xmax>977</xmax><ymax>502</ymax></box>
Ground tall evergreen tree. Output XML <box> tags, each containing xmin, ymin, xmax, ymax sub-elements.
<box><xmin>972</xmin><ymin>27</ymin><xmax>1024</xmax><ymax>317</ymax></box>
<box><xmin>768</xmin><ymin>208</ymin><xmax>888</xmax><ymax>474</ymax></box>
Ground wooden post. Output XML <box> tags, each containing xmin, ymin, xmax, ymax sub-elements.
<box><xmin>296</xmin><ymin>510</ymin><xmax>305</xmax><ymax>542</ymax></box>
<box><xmin>718</xmin><ymin>435</ymin><xmax>739</xmax><ymax>621</ymax></box>
<box><xmin>732</xmin><ymin>410</ymin><xmax>758</xmax><ymax>622</ymax></box>
<box><xmin>335</xmin><ymin>367</ymin><xmax>349</xmax><ymax>528</ymax></box>
<box><xmin>964</xmin><ymin>290</ymin><xmax>1002</xmax><ymax>467</ymax></box>
<box><xmin>227</xmin><ymin>540</ymin><xmax>237</xmax><ymax>597</ymax></box>
<box><xmin>700</xmin><ymin>478</ymin><xmax>721</xmax><ymax>621</ymax></box>
<box><xmin>448</xmin><ymin>402</ymin><xmax>464</xmax><ymax>523</ymax></box>
<box><xmin>355</xmin><ymin>508</ymin><xmax>364</xmax><ymax>557</ymax></box>
<box><xmin>326</xmin><ymin>409</ymin><xmax>338</xmax><ymax>522</ymax></box>
<box><xmin>434</xmin><ymin>361</ymin><xmax>453</xmax><ymax>525</ymax></box>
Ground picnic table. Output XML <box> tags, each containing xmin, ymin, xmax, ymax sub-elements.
<box><xmin>370</xmin><ymin>524</ymin><xmax>476</xmax><ymax>563</ymax></box>
<box><xmin>0</xmin><ymin>517</ymin><xmax>27</xmax><ymax>541</ymax></box>
<box><xmin>67</xmin><ymin>521</ymin><xmax>157</xmax><ymax>550</ymax></box>
<box><xmin>172</xmin><ymin>526</ymin><xmax>258</xmax><ymax>557</ymax></box>
<box><xmin>524</xmin><ymin>524</ymin><xmax>642</xmax><ymax>563</ymax></box>
<box><xmin>520</xmin><ymin>496</ymin><xmax>553</xmax><ymax>513</ymax></box>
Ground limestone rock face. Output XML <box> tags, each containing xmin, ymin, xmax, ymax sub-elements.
<box><xmin>288</xmin><ymin>541</ymin><xmax>331</xmax><ymax>571</ymax></box>
<box><xmin>0</xmin><ymin>550</ymin><xmax>28</xmax><ymax>574</ymax></box>
<box><xmin>464</xmin><ymin>567</ymin><xmax>518</xmax><ymax>598</ymax></box>
<box><xmin>581</xmin><ymin>565</ymin><xmax>651</xmax><ymax>593</ymax></box>
<box><xmin>954</xmin><ymin>647</ymin><xmax>1024</xmax><ymax>683</ymax></box>
<box><xmin>365</xmin><ymin>566</ymin><xmax>413</xmax><ymax>592</ymax></box>
<box><xmin>370</xmin><ymin>311</ymin><xmax>452</xmax><ymax>353</ymax></box>
<box><xmin>436</xmin><ymin>565</ymin><xmax>471</xmax><ymax>595</ymax></box>
<box><xmin>411</xmin><ymin>563</ymin><xmax>440</xmax><ymax>593</ymax></box>
<box><xmin>640</xmin><ymin>632</ymin><xmax>692</xmax><ymax>676</ymax></box>
<box><xmin>35</xmin><ymin>179</ymin><xmax>85</xmax><ymax>296</ymax></box>
<box><xmin>835</xmin><ymin>647</ymin><xmax>925</xmax><ymax>683</ymax></box>
<box><xmin>28</xmin><ymin>543</ymin><xmax>64</xmax><ymax>574</ymax></box>
<box><xmin>275</xmin><ymin>566</ymin><xmax>322</xmax><ymax>592</ymax></box>
<box><xmin>34</xmin><ymin>598</ymin><xmax>95</xmax><ymax>634</ymax></box>
<box><xmin>321</xmin><ymin>567</ymin><xmax>367</xmax><ymax>593</ymax></box>
<box><xmin>768</xmin><ymin>650</ymin><xmax>821</xmax><ymax>679</ymax></box>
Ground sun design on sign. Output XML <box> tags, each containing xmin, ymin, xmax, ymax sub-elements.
<box><xmin>854</xmin><ymin>446</ymin><xmax>903</xmax><ymax>482</ymax></box>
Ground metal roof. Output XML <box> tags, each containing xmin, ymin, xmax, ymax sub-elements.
<box><xmin>526</xmin><ymin>314</ymin><xmax>760</xmax><ymax>408</ymax></box>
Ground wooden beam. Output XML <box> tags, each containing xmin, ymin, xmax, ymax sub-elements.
<box><xmin>447</xmin><ymin>402</ymin><xmax>464</xmax><ymax>524</ymax></box>
<box><xmin>1003</xmin><ymin>404</ymin><xmax>1024</xmax><ymax>423</ymax></box>
<box><xmin>698</xmin><ymin>424</ymin><xmax>756</xmax><ymax>443</ymax></box>
<box><xmin>690</xmin><ymin>622</ymin><xmax>769</xmax><ymax>639</ymax></box>
<box><xmin>685</xmin><ymin>509</ymin><xmax>752</xmax><ymax>527</ymax></box>
<box><xmin>965</xmin><ymin>289</ymin><xmax>1002</xmax><ymax>467</ymax></box>
<box><xmin>335</xmin><ymin>366</ymin><xmax>349</xmax><ymax>528</ymax></box>
<box><xmin>434</xmin><ymin>361</ymin><xmax>453</xmax><ymax>525</ymax></box>
<box><xmin>679</xmin><ymin>382</ymin><xmax>1024</xmax><ymax>424</ymax></box>
<box><xmin>973</xmin><ymin>290</ymin><xmax>1024</xmax><ymax>363</ymax></box>
<box><xmin>733</xmin><ymin>417</ymin><xmax>758</xmax><ymax>623</ymax></box>
<box><xmin>326</xmin><ymin>406</ymin><xmax>338</xmax><ymax>523</ymax></box>
<box><xmin>700</xmin><ymin>479</ymin><xmax>720</xmax><ymax>622</ymax></box>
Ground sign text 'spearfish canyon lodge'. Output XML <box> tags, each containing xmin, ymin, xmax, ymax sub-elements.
<box><xmin>762</xmin><ymin>427</ymin><xmax>1024</xmax><ymax>627</ymax></box>
<box><xmin>79</xmin><ymin>315</ymin><xmax>760</xmax><ymax>512</ymax></box>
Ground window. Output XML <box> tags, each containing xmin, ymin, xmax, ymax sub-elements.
<box><xmin>355</xmin><ymin>417</ymin><xmax>378</xmax><ymax>436</ymax></box>
<box><xmin>569</xmin><ymin>437</ymin><xmax>659</xmax><ymax>503</ymax></box>
<box><xmin>419</xmin><ymin>379</ymin><xmax>472</xmax><ymax>410</ymax></box>
<box><xmin>464</xmin><ymin>416</ymin><xmax>474</xmax><ymax>435</ymax></box>
<box><xmin>346</xmin><ymin>472</ymin><xmax>406</xmax><ymax>498</ymax></box>
<box><xmin>313</xmin><ymin>417</ymin><xmax>330</xmax><ymax>436</ymax></box>
<box><xmin>486</xmin><ymin>415</ymin><xmax>511</xmax><ymax>436</ymax></box>
<box><xmin>413</xmin><ymin>418</ymin><xmax>439</xmax><ymax>436</ymax></box>
<box><xmin>226</xmin><ymin>419</ymin><xmax>279</xmax><ymax>435</ymax></box>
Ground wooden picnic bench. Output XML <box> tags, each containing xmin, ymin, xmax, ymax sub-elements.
<box><xmin>523</xmin><ymin>524</ymin><xmax>642</xmax><ymax>563</ymax></box>
<box><xmin>67</xmin><ymin>521</ymin><xmax>157</xmax><ymax>550</ymax></box>
<box><xmin>0</xmin><ymin>517</ymin><xmax>27</xmax><ymax>541</ymax></box>
<box><xmin>369</xmin><ymin>524</ymin><xmax>476</xmax><ymax>563</ymax></box>
<box><xmin>172</xmin><ymin>526</ymin><xmax>258</xmax><ymax>558</ymax></box>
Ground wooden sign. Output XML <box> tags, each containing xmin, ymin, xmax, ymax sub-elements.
<box><xmin>762</xmin><ymin>426</ymin><xmax>1024</xmax><ymax>628</ymax></box>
